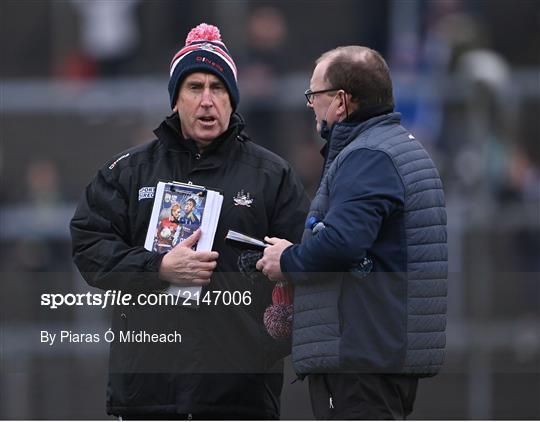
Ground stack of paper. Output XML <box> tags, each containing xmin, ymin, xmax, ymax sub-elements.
<box><xmin>144</xmin><ymin>181</ymin><xmax>223</xmax><ymax>299</ymax></box>
<box><xmin>225</xmin><ymin>230</ymin><xmax>268</xmax><ymax>250</ymax></box>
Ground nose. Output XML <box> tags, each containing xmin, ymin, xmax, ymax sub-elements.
<box><xmin>201</xmin><ymin>87</ymin><xmax>213</xmax><ymax>107</ymax></box>
<box><xmin>307</xmin><ymin>100</ymin><xmax>313</xmax><ymax>109</ymax></box>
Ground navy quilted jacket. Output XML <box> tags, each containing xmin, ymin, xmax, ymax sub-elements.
<box><xmin>281</xmin><ymin>112</ymin><xmax>447</xmax><ymax>376</ymax></box>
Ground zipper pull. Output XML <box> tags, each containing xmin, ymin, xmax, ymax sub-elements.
<box><xmin>187</xmin><ymin>413</ymin><xmax>193</xmax><ymax>420</ymax></box>
<box><xmin>329</xmin><ymin>396</ymin><xmax>334</xmax><ymax>409</ymax></box>
<box><xmin>290</xmin><ymin>374</ymin><xmax>305</xmax><ymax>384</ymax></box>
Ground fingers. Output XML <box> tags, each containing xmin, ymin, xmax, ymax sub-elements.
<box><xmin>195</xmin><ymin>250</ymin><xmax>219</xmax><ymax>261</ymax></box>
<box><xmin>186</xmin><ymin>269</ymin><xmax>214</xmax><ymax>283</ymax></box>
<box><xmin>255</xmin><ymin>258</ymin><xmax>271</xmax><ymax>279</ymax></box>
<box><xmin>191</xmin><ymin>278</ymin><xmax>212</xmax><ymax>285</ymax></box>
<box><xmin>166</xmin><ymin>267</ymin><xmax>214</xmax><ymax>285</ymax></box>
<box><xmin>192</xmin><ymin>260</ymin><xmax>217</xmax><ymax>271</ymax></box>
<box><xmin>160</xmin><ymin>229</ymin><xmax>221</xmax><ymax>285</ymax></box>
<box><xmin>264</xmin><ymin>236</ymin><xmax>279</xmax><ymax>245</ymax></box>
<box><xmin>179</xmin><ymin>258</ymin><xmax>217</xmax><ymax>275</ymax></box>
<box><xmin>180</xmin><ymin>228</ymin><xmax>202</xmax><ymax>248</ymax></box>
<box><xmin>159</xmin><ymin>244</ymin><xmax>219</xmax><ymax>285</ymax></box>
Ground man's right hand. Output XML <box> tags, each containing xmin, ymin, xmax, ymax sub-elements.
<box><xmin>158</xmin><ymin>229</ymin><xmax>219</xmax><ymax>285</ymax></box>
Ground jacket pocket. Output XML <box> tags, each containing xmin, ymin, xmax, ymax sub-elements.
<box><xmin>339</xmin><ymin>270</ymin><xmax>407</xmax><ymax>372</ymax></box>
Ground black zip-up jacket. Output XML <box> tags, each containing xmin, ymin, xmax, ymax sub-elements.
<box><xmin>70</xmin><ymin>113</ymin><xmax>309</xmax><ymax>418</ymax></box>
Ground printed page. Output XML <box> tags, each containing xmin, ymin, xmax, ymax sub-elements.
<box><xmin>144</xmin><ymin>181</ymin><xmax>223</xmax><ymax>302</ymax></box>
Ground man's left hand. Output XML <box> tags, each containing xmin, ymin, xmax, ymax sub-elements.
<box><xmin>256</xmin><ymin>237</ymin><xmax>292</xmax><ymax>281</ymax></box>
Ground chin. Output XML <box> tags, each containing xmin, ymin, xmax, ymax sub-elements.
<box><xmin>196</xmin><ymin>130</ymin><xmax>221</xmax><ymax>143</ymax></box>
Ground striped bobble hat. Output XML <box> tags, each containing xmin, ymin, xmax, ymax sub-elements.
<box><xmin>168</xmin><ymin>23</ymin><xmax>239</xmax><ymax>109</ymax></box>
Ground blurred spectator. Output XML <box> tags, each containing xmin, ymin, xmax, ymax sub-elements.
<box><xmin>389</xmin><ymin>0</ymin><xmax>487</xmax><ymax>161</ymax></box>
<box><xmin>25</xmin><ymin>158</ymin><xmax>62</xmax><ymax>207</ymax></box>
<box><xmin>237</xmin><ymin>6</ymin><xmax>288</xmax><ymax>151</ymax></box>
<box><xmin>406</xmin><ymin>1</ymin><xmax>497</xmax><ymax>190</ymax></box>
<box><xmin>388</xmin><ymin>30</ymin><xmax>443</xmax><ymax>152</ymax></box>
<box><xmin>507</xmin><ymin>148</ymin><xmax>540</xmax><ymax>202</ymax></box>
<box><xmin>2</xmin><ymin>159</ymin><xmax>68</xmax><ymax>272</ymax></box>
<box><xmin>287</xmin><ymin>128</ymin><xmax>324</xmax><ymax>197</ymax></box>
<box><xmin>60</xmin><ymin>0</ymin><xmax>141</xmax><ymax>78</ymax></box>
<box><xmin>240</xmin><ymin>6</ymin><xmax>288</xmax><ymax>98</ymax></box>
<box><xmin>452</xmin><ymin>48</ymin><xmax>512</xmax><ymax>194</ymax></box>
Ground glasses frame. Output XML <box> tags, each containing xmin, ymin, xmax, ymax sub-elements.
<box><xmin>304</xmin><ymin>88</ymin><xmax>340</xmax><ymax>104</ymax></box>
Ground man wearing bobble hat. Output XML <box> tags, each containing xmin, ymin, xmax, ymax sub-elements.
<box><xmin>71</xmin><ymin>23</ymin><xmax>308</xmax><ymax>419</ymax></box>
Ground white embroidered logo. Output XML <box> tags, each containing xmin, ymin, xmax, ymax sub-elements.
<box><xmin>138</xmin><ymin>187</ymin><xmax>155</xmax><ymax>201</ymax></box>
<box><xmin>108</xmin><ymin>153</ymin><xmax>130</xmax><ymax>170</ymax></box>
<box><xmin>198</xmin><ymin>43</ymin><xmax>218</xmax><ymax>53</ymax></box>
<box><xmin>233</xmin><ymin>190</ymin><xmax>253</xmax><ymax>207</ymax></box>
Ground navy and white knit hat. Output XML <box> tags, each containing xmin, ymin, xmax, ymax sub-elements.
<box><xmin>168</xmin><ymin>23</ymin><xmax>239</xmax><ymax>109</ymax></box>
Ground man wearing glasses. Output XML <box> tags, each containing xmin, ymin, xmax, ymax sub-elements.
<box><xmin>257</xmin><ymin>46</ymin><xmax>447</xmax><ymax>419</ymax></box>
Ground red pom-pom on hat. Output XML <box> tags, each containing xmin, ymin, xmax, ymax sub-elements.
<box><xmin>185</xmin><ymin>23</ymin><xmax>222</xmax><ymax>45</ymax></box>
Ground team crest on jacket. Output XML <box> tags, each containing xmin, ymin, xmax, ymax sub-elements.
<box><xmin>138</xmin><ymin>187</ymin><xmax>155</xmax><ymax>201</ymax></box>
<box><xmin>233</xmin><ymin>190</ymin><xmax>253</xmax><ymax>207</ymax></box>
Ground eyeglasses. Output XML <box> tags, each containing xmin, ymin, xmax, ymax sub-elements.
<box><xmin>304</xmin><ymin>88</ymin><xmax>340</xmax><ymax>104</ymax></box>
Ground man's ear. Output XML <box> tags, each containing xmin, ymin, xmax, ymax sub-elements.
<box><xmin>336</xmin><ymin>91</ymin><xmax>348</xmax><ymax>116</ymax></box>
<box><xmin>343</xmin><ymin>92</ymin><xmax>358</xmax><ymax>116</ymax></box>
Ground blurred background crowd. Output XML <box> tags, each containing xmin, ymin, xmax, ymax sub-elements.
<box><xmin>1</xmin><ymin>0</ymin><xmax>539</xmax><ymax>419</ymax></box>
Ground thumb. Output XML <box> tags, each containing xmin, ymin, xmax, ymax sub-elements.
<box><xmin>179</xmin><ymin>228</ymin><xmax>201</xmax><ymax>248</ymax></box>
<box><xmin>264</xmin><ymin>236</ymin><xmax>279</xmax><ymax>245</ymax></box>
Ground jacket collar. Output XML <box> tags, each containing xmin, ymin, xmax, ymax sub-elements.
<box><xmin>153</xmin><ymin>112</ymin><xmax>247</xmax><ymax>173</ymax></box>
<box><xmin>321</xmin><ymin>106</ymin><xmax>398</xmax><ymax>165</ymax></box>
<box><xmin>154</xmin><ymin>112</ymin><xmax>246</xmax><ymax>155</ymax></box>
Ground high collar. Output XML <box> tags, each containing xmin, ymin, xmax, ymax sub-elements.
<box><xmin>320</xmin><ymin>104</ymin><xmax>395</xmax><ymax>156</ymax></box>
<box><xmin>343</xmin><ymin>103</ymin><xmax>394</xmax><ymax>125</ymax></box>
<box><xmin>320</xmin><ymin>110</ymin><xmax>401</xmax><ymax>171</ymax></box>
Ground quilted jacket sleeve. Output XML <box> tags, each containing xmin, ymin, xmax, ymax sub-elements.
<box><xmin>281</xmin><ymin>149</ymin><xmax>405</xmax><ymax>279</ymax></box>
